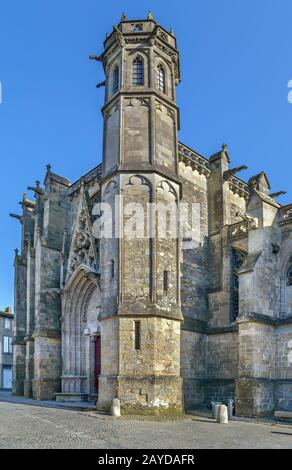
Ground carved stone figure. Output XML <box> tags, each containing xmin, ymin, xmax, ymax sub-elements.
<box><xmin>11</xmin><ymin>14</ymin><xmax>292</xmax><ymax>417</ymax></box>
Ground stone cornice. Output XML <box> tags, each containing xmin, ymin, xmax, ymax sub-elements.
<box><xmin>237</xmin><ymin>312</ymin><xmax>292</xmax><ymax>327</ymax></box>
<box><xmin>102</xmin><ymin>91</ymin><xmax>179</xmax><ymax>116</ymax></box>
<box><xmin>68</xmin><ymin>164</ymin><xmax>102</xmax><ymax>197</ymax></box>
<box><xmin>32</xmin><ymin>328</ymin><xmax>61</xmax><ymax>339</ymax></box>
<box><xmin>228</xmin><ymin>219</ymin><xmax>258</xmax><ymax>241</ymax></box>
<box><xmin>182</xmin><ymin>316</ymin><xmax>239</xmax><ymax>335</ymax></box>
<box><xmin>228</xmin><ymin>176</ymin><xmax>249</xmax><ymax>199</ymax></box>
<box><xmin>100</xmin><ymin>164</ymin><xmax>184</xmax><ymax>198</ymax></box>
<box><xmin>178</xmin><ymin>143</ymin><xmax>211</xmax><ymax>178</ymax></box>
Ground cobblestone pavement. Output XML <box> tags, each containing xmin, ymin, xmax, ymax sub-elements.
<box><xmin>0</xmin><ymin>397</ymin><xmax>292</xmax><ymax>449</ymax></box>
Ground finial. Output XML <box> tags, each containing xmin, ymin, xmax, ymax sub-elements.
<box><xmin>121</xmin><ymin>12</ymin><xmax>127</xmax><ymax>22</ymax></box>
<box><xmin>14</xmin><ymin>248</ymin><xmax>19</xmax><ymax>256</ymax></box>
<box><xmin>222</xmin><ymin>143</ymin><xmax>228</xmax><ymax>151</ymax></box>
<box><xmin>23</xmin><ymin>192</ymin><xmax>27</xmax><ymax>201</ymax></box>
<box><xmin>147</xmin><ymin>11</ymin><xmax>154</xmax><ymax>20</ymax></box>
<box><xmin>106</xmin><ymin>32</ymin><xmax>109</xmax><ymax>38</ymax></box>
<box><xmin>46</xmin><ymin>164</ymin><xmax>51</xmax><ymax>173</ymax></box>
<box><xmin>170</xmin><ymin>27</ymin><xmax>174</xmax><ymax>35</ymax></box>
<box><xmin>36</xmin><ymin>180</ymin><xmax>40</xmax><ymax>188</ymax></box>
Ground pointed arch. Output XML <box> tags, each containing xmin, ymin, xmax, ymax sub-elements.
<box><xmin>66</xmin><ymin>190</ymin><xmax>98</xmax><ymax>283</ymax></box>
<box><xmin>132</xmin><ymin>55</ymin><xmax>144</xmax><ymax>85</ymax></box>
<box><xmin>62</xmin><ymin>265</ymin><xmax>101</xmax><ymax>397</ymax></box>
<box><xmin>156</xmin><ymin>63</ymin><xmax>166</xmax><ymax>93</ymax></box>
<box><xmin>112</xmin><ymin>64</ymin><xmax>120</xmax><ymax>94</ymax></box>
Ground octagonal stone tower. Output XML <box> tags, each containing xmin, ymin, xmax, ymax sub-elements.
<box><xmin>95</xmin><ymin>14</ymin><xmax>184</xmax><ymax>415</ymax></box>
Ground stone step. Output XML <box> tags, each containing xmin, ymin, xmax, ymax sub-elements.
<box><xmin>274</xmin><ymin>411</ymin><xmax>292</xmax><ymax>421</ymax></box>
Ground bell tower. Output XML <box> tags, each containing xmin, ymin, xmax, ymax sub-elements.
<box><xmin>93</xmin><ymin>13</ymin><xmax>183</xmax><ymax>415</ymax></box>
<box><xmin>99</xmin><ymin>12</ymin><xmax>181</xmax><ymax>177</ymax></box>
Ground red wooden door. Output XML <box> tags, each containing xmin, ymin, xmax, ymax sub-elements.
<box><xmin>95</xmin><ymin>336</ymin><xmax>101</xmax><ymax>393</ymax></box>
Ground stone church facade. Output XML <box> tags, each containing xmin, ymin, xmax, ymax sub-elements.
<box><xmin>11</xmin><ymin>14</ymin><xmax>292</xmax><ymax>416</ymax></box>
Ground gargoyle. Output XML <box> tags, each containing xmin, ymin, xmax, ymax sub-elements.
<box><xmin>96</xmin><ymin>81</ymin><xmax>106</xmax><ymax>89</ymax></box>
<box><xmin>236</xmin><ymin>210</ymin><xmax>258</xmax><ymax>229</ymax></box>
<box><xmin>270</xmin><ymin>191</ymin><xmax>287</xmax><ymax>199</ymax></box>
<box><xmin>223</xmin><ymin>165</ymin><xmax>248</xmax><ymax>181</ymax></box>
<box><xmin>89</xmin><ymin>54</ymin><xmax>106</xmax><ymax>65</ymax></box>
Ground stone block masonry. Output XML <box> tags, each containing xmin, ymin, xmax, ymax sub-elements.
<box><xmin>11</xmin><ymin>14</ymin><xmax>292</xmax><ymax>417</ymax></box>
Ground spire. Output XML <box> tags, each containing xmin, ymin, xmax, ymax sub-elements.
<box><xmin>147</xmin><ymin>11</ymin><xmax>154</xmax><ymax>20</ymax></box>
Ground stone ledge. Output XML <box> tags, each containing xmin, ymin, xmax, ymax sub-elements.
<box><xmin>32</xmin><ymin>328</ymin><xmax>61</xmax><ymax>339</ymax></box>
<box><xmin>274</xmin><ymin>411</ymin><xmax>292</xmax><ymax>421</ymax></box>
<box><xmin>12</xmin><ymin>336</ymin><xmax>26</xmax><ymax>346</ymax></box>
<box><xmin>238</xmin><ymin>312</ymin><xmax>292</xmax><ymax>327</ymax></box>
<box><xmin>182</xmin><ymin>316</ymin><xmax>239</xmax><ymax>335</ymax></box>
<box><xmin>55</xmin><ymin>393</ymin><xmax>89</xmax><ymax>403</ymax></box>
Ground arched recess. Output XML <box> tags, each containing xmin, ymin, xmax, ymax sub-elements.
<box><xmin>280</xmin><ymin>247</ymin><xmax>292</xmax><ymax>317</ymax></box>
<box><xmin>121</xmin><ymin>175</ymin><xmax>152</xmax><ymax>301</ymax></box>
<box><xmin>154</xmin><ymin>56</ymin><xmax>173</xmax><ymax>99</ymax></box>
<box><xmin>61</xmin><ymin>264</ymin><xmax>101</xmax><ymax>399</ymax></box>
<box><xmin>107</xmin><ymin>59</ymin><xmax>121</xmax><ymax>100</ymax></box>
<box><xmin>130</xmin><ymin>51</ymin><xmax>149</xmax><ymax>87</ymax></box>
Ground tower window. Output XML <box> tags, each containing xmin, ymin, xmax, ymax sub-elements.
<box><xmin>132</xmin><ymin>57</ymin><xmax>144</xmax><ymax>86</ymax></box>
<box><xmin>133</xmin><ymin>24</ymin><xmax>143</xmax><ymax>32</ymax></box>
<box><xmin>112</xmin><ymin>65</ymin><xmax>120</xmax><ymax>94</ymax></box>
<box><xmin>163</xmin><ymin>270</ymin><xmax>169</xmax><ymax>293</ymax></box>
<box><xmin>134</xmin><ymin>321</ymin><xmax>141</xmax><ymax>351</ymax></box>
<box><xmin>156</xmin><ymin>64</ymin><xmax>166</xmax><ymax>93</ymax></box>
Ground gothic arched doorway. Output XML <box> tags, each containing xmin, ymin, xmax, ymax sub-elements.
<box><xmin>57</xmin><ymin>265</ymin><xmax>101</xmax><ymax>402</ymax></box>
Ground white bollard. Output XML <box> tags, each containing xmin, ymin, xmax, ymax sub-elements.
<box><xmin>212</xmin><ymin>402</ymin><xmax>222</xmax><ymax>420</ymax></box>
<box><xmin>217</xmin><ymin>404</ymin><xmax>229</xmax><ymax>424</ymax></box>
<box><xmin>111</xmin><ymin>398</ymin><xmax>121</xmax><ymax>417</ymax></box>
<box><xmin>227</xmin><ymin>399</ymin><xmax>234</xmax><ymax>419</ymax></box>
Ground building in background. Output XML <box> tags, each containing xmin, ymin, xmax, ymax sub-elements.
<box><xmin>10</xmin><ymin>14</ymin><xmax>292</xmax><ymax>416</ymax></box>
<box><xmin>0</xmin><ymin>308</ymin><xmax>13</xmax><ymax>390</ymax></box>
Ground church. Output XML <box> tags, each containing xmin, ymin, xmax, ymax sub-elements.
<box><xmin>11</xmin><ymin>14</ymin><xmax>292</xmax><ymax>416</ymax></box>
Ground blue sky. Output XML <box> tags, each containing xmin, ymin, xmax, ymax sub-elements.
<box><xmin>0</xmin><ymin>0</ymin><xmax>292</xmax><ymax>309</ymax></box>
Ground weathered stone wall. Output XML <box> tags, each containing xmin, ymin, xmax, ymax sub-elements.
<box><xmin>104</xmin><ymin>103</ymin><xmax>120</xmax><ymax>174</ymax></box>
<box><xmin>204</xmin><ymin>331</ymin><xmax>238</xmax><ymax>405</ymax></box>
<box><xmin>43</xmin><ymin>177</ymin><xmax>71</xmax><ymax>251</ymax></box>
<box><xmin>98</xmin><ymin>317</ymin><xmax>119</xmax><ymax>409</ymax></box>
<box><xmin>206</xmin><ymin>332</ymin><xmax>239</xmax><ymax>379</ymax></box>
<box><xmin>12</xmin><ymin>256</ymin><xmax>27</xmax><ymax>396</ymax></box>
<box><xmin>118</xmin><ymin>317</ymin><xmax>182</xmax><ymax>414</ymax></box>
<box><xmin>236</xmin><ymin>320</ymin><xmax>275</xmax><ymax>416</ymax></box>
<box><xmin>179</xmin><ymin>163</ymin><xmax>209</xmax><ymax>322</ymax></box>
<box><xmin>100</xmin><ymin>177</ymin><xmax>119</xmax><ymax>320</ymax></box>
<box><xmin>32</xmin><ymin>336</ymin><xmax>61</xmax><ymax>400</ymax></box>
<box><xmin>121</xmin><ymin>175</ymin><xmax>151</xmax><ymax>303</ymax></box>
<box><xmin>274</xmin><ymin>323</ymin><xmax>292</xmax><ymax>411</ymax></box>
<box><xmin>155</xmin><ymin>101</ymin><xmax>176</xmax><ymax>171</ymax></box>
<box><xmin>124</xmin><ymin>97</ymin><xmax>150</xmax><ymax>165</ymax></box>
<box><xmin>181</xmin><ymin>329</ymin><xmax>206</xmax><ymax>409</ymax></box>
